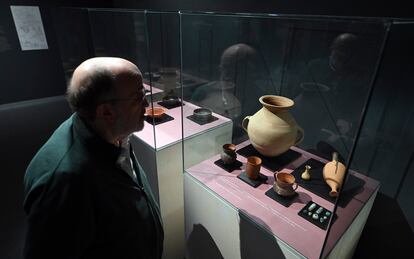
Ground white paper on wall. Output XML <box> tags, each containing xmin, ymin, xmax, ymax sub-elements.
<box><xmin>10</xmin><ymin>5</ymin><xmax>48</xmax><ymax>51</ymax></box>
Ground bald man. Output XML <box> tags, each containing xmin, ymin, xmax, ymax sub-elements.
<box><xmin>23</xmin><ymin>57</ymin><xmax>164</xmax><ymax>259</ymax></box>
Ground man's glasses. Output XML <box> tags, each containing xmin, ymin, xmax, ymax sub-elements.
<box><xmin>101</xmin><ymin>88</ymin><xmax>146</xmax><ymax>104</ymax></box>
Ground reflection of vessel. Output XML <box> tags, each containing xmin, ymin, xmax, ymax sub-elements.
<box><xmin>159</xmin><ymin>67</ymin><xmax>179</xmax><ymax>98</ymax></box>
<box><xmin>159</xmin><ymin>67</ymin><xmax>178</xmax><ymax>84</ymax></box>
<box><xmin>323</xmin><ymin>152</ymin><xmax>346</xmax><ymax>197</ymax></box>
<box><xmin>192</xmin><ymin>81</ymin><xmax>241</xmax><ymax>122</ymax></box>
<box><xmin>162</xmin><ymin>89</ymin><xmax>181</xmax><ymax>106</ymax></box>
<box><xmin>293</xmin><ymin>82</ymin><xmax>332</xmax><ymax>149</ymax></box>
<box><xmin>143</xmin><ymin>72</ymin><xmax>161</xmax><ymax>81</ymax></box>
<box><xmin>242</xmin><ymin>95</ymin><xmax>304</xmax><ymax>157</ymax></box>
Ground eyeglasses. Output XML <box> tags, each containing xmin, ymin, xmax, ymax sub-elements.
<box><xmin>101</xmin><ymin>88</ymin><xmax>146</xmax><ymax>104</ymax></box>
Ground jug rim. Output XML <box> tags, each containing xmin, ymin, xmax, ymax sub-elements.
<box><xmin>259</xmin><ymin>95</ymin><xmax>294</xmax><ymax>109</ymax></box>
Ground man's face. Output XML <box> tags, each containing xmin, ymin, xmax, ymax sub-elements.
<box><xmin>112</xmin><ymin>72</ymin><xmax>149</xmax><ymax>138</ymax></box>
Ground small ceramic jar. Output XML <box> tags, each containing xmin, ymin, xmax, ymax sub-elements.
<box><xmin>221</xmin><ymin>143</ymin><xmax>237</xmax><ymax>165</ymax></box>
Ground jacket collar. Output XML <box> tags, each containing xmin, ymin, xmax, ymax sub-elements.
<box><xmin>72</xmin><ymin>113</ymin><xmax>122</xmax><ymax>162</ymax></box>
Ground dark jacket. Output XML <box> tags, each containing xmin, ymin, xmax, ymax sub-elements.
<box><xmin>23</xmin><ymin>114</ymin><xmax>163</xmax><ymax>259</ymax></box>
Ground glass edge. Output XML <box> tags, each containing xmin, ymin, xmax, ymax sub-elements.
<box><xmin>50</xmin><ymin>7</ymin><xmax>414</xmax><ymax>23</ymax></box>
<box><xmin>318</xmin><ymin>21</ymin><xmax>392</xmax><ymax>259</ymax></box>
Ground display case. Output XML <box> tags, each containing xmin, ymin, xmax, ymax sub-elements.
<box><xmin>50</xmin><ymin>8</ymin><xmax>414</xmax><ymax>259</ymax></box>
<box><xmin>180</xmin><ymin>12</ymin><xmax>395</xmax><ymax>259</ymax></box>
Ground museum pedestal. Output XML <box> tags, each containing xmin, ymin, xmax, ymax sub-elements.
<box><xmin>131</xmin><ymin>101</ymin><xmax>232</xmax><ymax>259</ymax></box>
<box><xmin>184</xmin><ymin>141</ymin><xmax>379</xmax><ymax>259</ymax></box>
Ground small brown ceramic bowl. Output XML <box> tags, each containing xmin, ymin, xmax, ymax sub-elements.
<box><xmin>146</xmin><ymin>107</ymin><xmax>166</xmax><ymax>119</ymax></box>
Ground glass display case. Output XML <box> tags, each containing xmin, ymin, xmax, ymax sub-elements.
<box><xmin>50</xmin><ymin>8</ymin><xmax>414</xmax><ymax>259</ymax></box>
<box><xmin>52</xmin><ymin>8</ymin><xmax>186</xmax><ymax>259</ymax></box>
<box><xmin>180</xmin><ymin>12</ymin><xmax>413</xmax><ymax>259</ymax></box>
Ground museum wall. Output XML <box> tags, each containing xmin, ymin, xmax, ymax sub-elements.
<box><xmin>0</xmin><ymin>97</ymin><xmax>72</xmax><ymax>258</ymax></box>
<box><xmin>0</xmin><ymin>1</ymin><xmax>113</xmax><ymax>104</ymax></box>
<box><xmin>0</xmin><ymin>5</ymin><xmax>65</xmax><ymax>104</ymax></box>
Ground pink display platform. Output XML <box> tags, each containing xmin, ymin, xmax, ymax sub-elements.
<box><xmin>186</xmin><ymin>141</ymin><xmax>380</xmax><ymax>259</ymax></box>
<box><xmin>133</xmin><ymin>101</ymin><xmax>232</xmax><ymax>149</ymax></box>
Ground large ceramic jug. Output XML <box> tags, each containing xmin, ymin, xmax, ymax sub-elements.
<box><xmin>242</xmin><ymin>95</ymin><xmax>304</xmax><ymax>157</ymax></box>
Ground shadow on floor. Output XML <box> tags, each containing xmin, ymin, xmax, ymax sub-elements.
<box><xmin>353</xmin><ymin>192</ymin><xmax>414</xmax><ymax>258</ymax></box>
<box><xmin>239</xmin><ymin>211</ymin><xmax>285</xmax><ymax>259</ymax></box>
<box><xmin>186</xmin><ymin>224</ymin><xmax>224</xmax><ymax>259</ymax></box>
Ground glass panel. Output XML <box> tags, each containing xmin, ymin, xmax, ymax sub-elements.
<box><xmin>53</xmin><ymin>9</ymin><xmax>184</xmax><ymax>259</ymax></box>
<box><xmin>282</xmin><ymin>19</ymin><xmax>386</xmax><ymax>161</ymax></box>
<box><xmin>180</xmin><ymin>12</ymin><xmax>389</xmax><ymax>259</ymax></box>
<box><xmin>88</xmin><ymin>9</ymin><xmax>149</xmax><ymax>75</ymax></box>
<box><xmin>51</xmin><ymin>7</ymin><xmax>93</xmax><ymax>83</ymax></box>
<box><xmin>348</xmin><ymin>20</ymin><xmax>414</xmax><ymax>258</ymax></box>
<box><xmin>143</xmin><ymin>12</ymin><xmax>185</xmax><ymax>259</ymax></box>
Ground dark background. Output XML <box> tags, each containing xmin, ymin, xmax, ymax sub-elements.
<box><xmin>0</xmin><ymin>1</ymin><xmax>412</xmax><ymax>259</ymax></box>
<box><xmin>1</xmin><ymin>0</ymin><xmax>412</xmax><ymax>104</ymax></box>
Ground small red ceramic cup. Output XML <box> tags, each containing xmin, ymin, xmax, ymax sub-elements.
<box><xmin>246</xmin><ymin>156</ymin><xmax>262</xmax><ymax>180</ymax></box>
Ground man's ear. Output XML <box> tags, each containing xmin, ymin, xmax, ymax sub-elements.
<box><xmin>95</xmin><ymin>103</ymin><xmax>116</xmax><ymax>124</ymax></box>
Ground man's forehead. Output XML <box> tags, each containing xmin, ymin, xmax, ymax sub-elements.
<box><xmin>114</xmin><ymin>72</ymin><xmax>143</xmax><ymax>94</ymax></box>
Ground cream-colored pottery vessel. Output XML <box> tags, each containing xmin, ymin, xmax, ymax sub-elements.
<box><xmin>323</xmin><ymin>152</ymin><xmax>346</xmax><ymax>197</ymax></box>
<box><xmin>301</xmin><ymin>165</ymin><xmax>312</xmax><ymax>181</ymax></box>
<box><xmin>242</xmin><ymin>95</ymin><xmax>304</xmax><ymax>157</ymax></box>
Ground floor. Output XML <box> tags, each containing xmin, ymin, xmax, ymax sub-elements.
<box><xmin>353</xmin><ymin>192</ymin><xmax>414</xmax><ymax>258</ymax></box>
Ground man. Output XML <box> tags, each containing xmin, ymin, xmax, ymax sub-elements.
<box><xmin>23</xmin><ymin>57</ymin><xmax>164</xmax><ymax>259</ymax></box>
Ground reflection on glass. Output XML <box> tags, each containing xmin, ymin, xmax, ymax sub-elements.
<box><xmin>189</xmin><ymin>42</ymin><xmax>278</xmax><ymax>143</ymax></box>
<box><xmin>285</xmin><ymin>30</ymin><xmax>382</xmax><ymax>160</ymax></box>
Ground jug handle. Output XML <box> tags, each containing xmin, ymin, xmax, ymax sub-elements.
<box><xmin>242</xmin><ymin>116</ymin><xmax>250</xmax><ymax>132</ymax></box>
<box><xmin>294</xmin><ymin>127</ymin><xmax>304</xmax><ymax>145</ymax></box>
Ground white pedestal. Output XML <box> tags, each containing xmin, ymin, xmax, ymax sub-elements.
<box><xmin>184</xmin><ymin>142</ymin><xmax>379</xmax><ymax>259</ymax></box>
<box><xmin>131</xmin><ymin>101</ymin><xmax>232</xmax><ymax>259</ymax></box>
